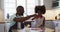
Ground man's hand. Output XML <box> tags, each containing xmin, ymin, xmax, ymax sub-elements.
<box><xmin>32</xmin><ymin>14</ymin><xmax>39</xmax><ymax>20</ymax></box>
<box><xmin>13</xmin><ymin>14</ymin><xmax>38</xmax><ymax>22</ymax></box>
<box><xmin>13</xmin><ymin>17</ymin><xmax>20</xmax><ymax>22</ymax></box>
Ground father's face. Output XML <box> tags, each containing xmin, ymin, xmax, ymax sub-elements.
<box><xmin>17</xmin><ymin>8</ymin><xmax>24</xmax><ymax>15</ymax></box>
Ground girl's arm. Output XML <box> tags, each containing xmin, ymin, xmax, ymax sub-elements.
<box><xmin>42</xmin><ymin>17</ymin><xmax>45</xmax><ymax>27</ymax></box>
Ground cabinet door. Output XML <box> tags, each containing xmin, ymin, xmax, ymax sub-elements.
<box><xmin>0</xmin><ymin>24</ymin><xmax>5</xmax><ymax>32</ymax></box>
<box><xmin>44</xmin><ymin>0</ymin><xmax>53</xmax><ymax>9</ymax></box>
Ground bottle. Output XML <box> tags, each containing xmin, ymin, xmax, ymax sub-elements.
<box><xmin>7</xmin><ymin>13</ymin><xmax>9</xmax><ymax>19</ymax></box>
<box><xmin>6</xmin><ymin>13</ymin><xmax>10</xmax><ymax>22</ymax></box>
<box><xmin>59</xmin><ymin>14</ymin><xmax>60</xmax><ymax>20</ymax></box>
<box><xmin>55</xmin><ymin>16</ymin><xmax>57</xmax><ymax>20</ymax></box>
<box><xmin>6</xmin><ymin>13</ymin><xmax>10</xmax><ymax>32</ymax></box>
<box><xmin>40</xmin><ymin>28</ymin><xmax>45</xmax><ymax>32</ymax></box>
<box><xmin>25</xmin><ymin>24</ymin><xmax>30</xmax><ymax>32</ymax></box>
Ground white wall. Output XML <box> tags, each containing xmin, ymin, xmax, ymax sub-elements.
<box><xmin>44</xmin><ymin>0</ymin><xmax>53</xmax><ymax>10</ymax></box>
<box><xmin>39</xmin><ymin>0</ymin><xmax>53</xmax><ymax>9</ymax></box>
<box><xmin>0</xmin><ymin>0</ymin><xmax>4</xmax><ymax>10</ymax></box>
<box><xmin>0</xmin><ymin>0</ymin><xmax>1</xmax><ymax>9</ymax></box>
<box><xmin>0</xmin><ymin>0</ymin><xmax>4</xmax><ymax>21</ymax></box>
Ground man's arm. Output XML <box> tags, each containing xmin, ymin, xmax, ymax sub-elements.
<box><xmin>13</xmin><ymin>15</ymin><xmax>36</xmax><ymax>22</ymax></box>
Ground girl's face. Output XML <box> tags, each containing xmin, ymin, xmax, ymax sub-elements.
<box><xmin>37</xmin><ymin>10</ymin><xmax>42</xmax><ymax>15</ymax></box>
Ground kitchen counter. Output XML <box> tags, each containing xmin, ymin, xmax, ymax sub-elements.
<box><xmin>12</xmin><ymin>28</ymin><xmax>54</xmax><ymax>32</ymax></box>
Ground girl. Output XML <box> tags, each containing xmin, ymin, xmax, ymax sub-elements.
<box><xmin>31</xmin><ymin>5</ymin><xmax>46</xmax><ymax>31</ymax></box>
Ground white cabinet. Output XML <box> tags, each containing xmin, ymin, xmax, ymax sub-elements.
<box><xmin>44</xmin><ymin>0</ymin><xmax>53</xmax><ymax>10</ymax></box>
<box><xmin>53</xmin><ymin>20</ymin><xmax>60</xmax><ymax>32</ymax></box>
<box><xmin>0</xmin><ymin>23</ymin><xmax>5</xmax><ymax>32</ymax></box>
<box><xmin>5</xmin><ymin>23</ymin><xmax>10</xmax><ymax>32</ymax></box>
<box><xmin>44</xmin><ymin>0</ymin><xmax>60</xmax><ymax>10</ymax></box>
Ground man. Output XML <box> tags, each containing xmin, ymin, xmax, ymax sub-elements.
<box><xmin>9</xmin><ymin>6</ymin><xmax>36</xmax><ymax>32</ymax></box>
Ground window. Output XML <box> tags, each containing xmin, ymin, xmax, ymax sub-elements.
<box><xmin>4</xmin><ymin>0</ymin><xmax>16</xmax><ymax>19</ymax></box>
<box><xmin>17</xmin><ymin>0</ymin><xmax>27</xmax><ymax>16</ymax></box>
<box><xmin>4</xmin><ymin>0</ymin><xmax>44</xmax><ymax>19</ymax></box>
<box><xmin>26</xmin><ymin>0</ymin><xmax>38</xmax><ymax>15</ymax></box>
<box><xmin>17</xmin><ymin>0</ymin><xmax>38</xmax><ymax>15</ymax></box>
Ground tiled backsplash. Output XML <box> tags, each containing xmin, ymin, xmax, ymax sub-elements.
<box><xmin>44</xmin><ymin>9</ymin><xmax>60</xmax><ymax>20</ymax></box>
<box><xmin>0</xmin><ymin>8</ymin><xmax>60</xmax><ymax>21</ymax></box>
